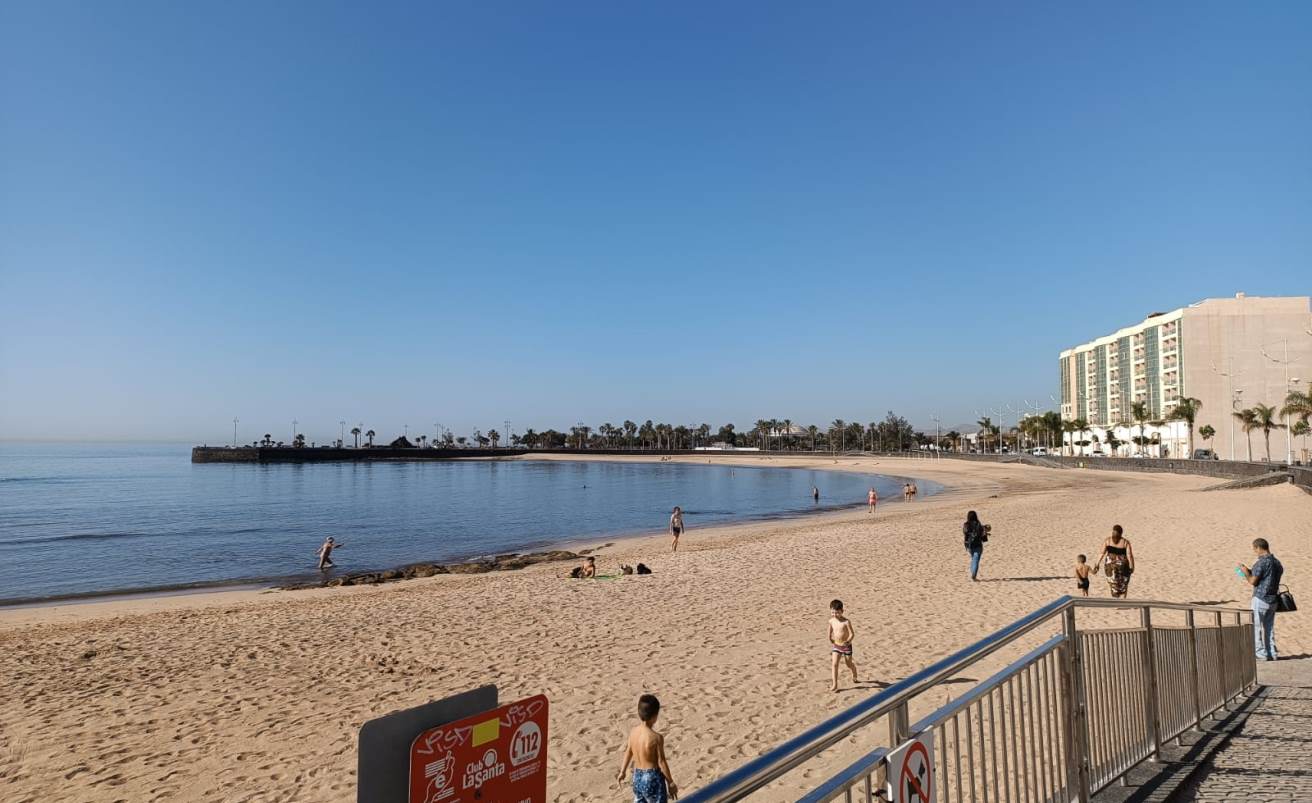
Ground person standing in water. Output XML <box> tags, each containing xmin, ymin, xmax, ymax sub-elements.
<box><xmin>1096</xmin><ymin>525</ymin><xmax>1135</xmax><ymax>598</ymax></box>
<box><xmin>812</xmin><ymin>485</ymin><xmax>820</xmax><ymax>503</ymax></box>
<box><xmin>867</xmin><ymin>487</ymin><xmax>878</xmax><ymax>513</ymax></box>
<box><xmin>317</xmin><ymin>536</ymin><xmax>342</xmax><ymax>570</ymax></box>
<box><xmin>669</xmin><ymin>507</ymin><xmax>684</xmax><ymax>553</ymax></box>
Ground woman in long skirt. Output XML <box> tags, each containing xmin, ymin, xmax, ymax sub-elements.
<box><xmin>1096</xmin><ymin>525</ymin><xmax>1135</xmax><ymax>598</ymax></box>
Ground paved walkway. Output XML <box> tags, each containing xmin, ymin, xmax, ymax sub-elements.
<box><xmin>1173</xmin><ymin>658</ymin><xmax>1312</xmax><ymax>802</ymax></box>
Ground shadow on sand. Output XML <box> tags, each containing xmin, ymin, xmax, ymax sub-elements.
<box><xmin>978</xmin><ymin>576</ymin><xmax>1067</xmax><ymax>583</ymax></box>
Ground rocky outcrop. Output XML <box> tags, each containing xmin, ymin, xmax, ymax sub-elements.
<box><xmin>278</xmin><ymin>550</ymin><xmax>581</xmax><ymax>591</ymax></box>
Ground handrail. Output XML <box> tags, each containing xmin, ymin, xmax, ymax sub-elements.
<box><xmin>682</xmin><ymin>596</ymin><xmax>1253</xmax><ymax>803</ymax></box>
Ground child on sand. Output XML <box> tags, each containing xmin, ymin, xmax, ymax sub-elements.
<box><xmin>828</xmin><ymin>600</ymin><xmax>858</xmax><ymax>692</ymax></box>
<box><xmin>1075</xmin><ymin>554</ymin><xmax>1091</xmax><ymax>597</ymax></box>
<box><xmin>867</xmin><ymin>487</ymin><xmax>878</xmax><ymax>513</ymax></box>
<box><xmin>617</xmin><ymin>694</ymin><xmax>679</xmax><ymax>802</ymax></box>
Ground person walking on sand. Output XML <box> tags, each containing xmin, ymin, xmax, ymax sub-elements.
<box><xmin>828</xmin><ymin>600</ymin><xmax>859</xmax><ymax>692</ymax></box>
<box><xmin>867</xmin><ymin>487</ymin><xmax>878</xmax><ymax>513</ymax></box>
<box><xmin>1096</xmin><ymin>525</ymin><xmax>1135</xmax><ymax>598</ymax></box>
<box><xmin>616</xmin><ymin>694</ymin><xmax>679</xmax><ymax>802</ymax></box>
<box><xmin>317</xmin><ymin>536</ymin><xmax>342</xmax><ymax>570</ymax></box>
<box><xmin>1238</xmin><ymin>537</ymin><xmax>1284</xmax><ymax>661</ymax></box>
<box><xmin>669</xmin><ymin>507</ymin><xmax>684</xmax><ymax>553</ymax></box>
<box><xmin>1074</xmin><ymin>554</ymin><xmax>1092</xmax><ymax>597</ymax></box>
<box><xmin>963</xmin><ymin>511</ymin><xmax>987</xmax><ymax>581</ymax></box>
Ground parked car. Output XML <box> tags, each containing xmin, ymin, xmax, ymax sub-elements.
<box><xmin>1192</xmin><ymin>448</ymin><xmax>1219</xmax><ymax>460</ymax></box>
<box><xmin>1030</xmin><ymin>447</ymin><xmax>1049</xmax><ymax>456</ymax></box>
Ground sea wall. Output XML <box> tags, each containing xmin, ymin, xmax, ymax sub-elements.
<box><xmin>191</xmin><ymin>446</ymin><xmax>527</xmax><ymax>463</ymax></box>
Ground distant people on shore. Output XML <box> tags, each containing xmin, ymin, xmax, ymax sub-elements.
<box><xmin>1074</xmin><ymin>554</ymin><xmax>1091</xmax><ymax>597</ymax></box>
<box><xmin>317</xmin><ymin>537</ymin><xmax>342</xmax><ymax>570</ymax></box>
<box><xmin>569</xmin><ymin>556</ymin><xmax>597</xmax><ymax>579</ymax></box>
<box><xmin>1096</xmin><ymin>525</ymin><xmax>1135</xmax><ymax>598</ymax></box>
<box><xmin>669</xmin><ymin>507</ymin><xmax>684</xmax><ymax>553</ymax></box>
<box><xmin>828</xmin><ymin>599</ymin><xmax>859</xmax><ymax>692</ymax></box>
<box><xmin>867</xmin><ymin>487</ymin><xmax>878</xmax><ymax>513</ymax></box>
<box><xmin>903</xmin><ymin>483</ymin><xmax>913</xmax><ymax>502</ymax></box>
<box><xmin>1238</xmin><ymin>537</ymin><xmax>1284</xmax><ymax>661</ymax></box>
<box><xmin>963</xmin><ymin>511</ymin><xmax>988</xmax><ymax>581</ymax></box>
<box><xmin>616</xmin><ymin>694</ymin><xmax>678</xmax><ymax>802</ymax></box>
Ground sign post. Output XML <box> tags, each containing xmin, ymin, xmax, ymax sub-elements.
<box><xmin>886</xmin><ymin>732</ymin><xmax>935</xmax><ymax>803</ymax></box>
<box><xmin>408</xmin><ymin>695</ymin><xmax>549</xmax><ymax>803</ymax></box>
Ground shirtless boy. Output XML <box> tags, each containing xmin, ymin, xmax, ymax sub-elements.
<box><xmin>1074</xmin><ymin>554</ymin><xmax>1091</xmax><ymax>597</ymax></box>
<box><xmin>828</xmin><ymin>599</ymin><xmax>859</xmax><ymax>692</ymax></box>
<box><xmin>617</xmin><ymin>694</ymin><xmax>679</xmax><ymax>802</ymax></box>
<box><xmin>867</xmin><ymin>487</ymin><xmax>878</xmax><ymax>513</ymax></box>
<box><xmin>317</xmin><ymin>537</ymin><xmax>342</xmax><ymax>570</ymax></box>
<box><xmin>669</xmin><ymin>507</ymin><xmax>684</xmax><ymax>553</ymax></box>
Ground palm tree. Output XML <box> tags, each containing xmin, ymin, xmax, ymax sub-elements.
<box><xmin>782</xmin><ymin>419</ymin><xmax>793</xmax><ymax>451</ymax></box>
<box><xmin>1232</xmin><ymin>409</ymin><xmax>1256</xmax><ymax>461</ymax></box>
<box><xmin>293</xmin><ymin>433</ymin><xmax>306</xmax><ymax>448</ymax></box>
<box><xmin>1061</xmin><ymin>420</ymin><xmax>1077</xmax><ymax>456</ymax></box>
<box><xmin>1167</xmin><ymin>397</ymin><xmax>1202</xmax><ymax>458</ymax></box>
<box><xmin>488</xmin><ymin>429</ymin><xmax>500</xmax><ymax>447</ymax></box>
<box><xmin>807</xmin><ymin>425</ymin><xmax>818</xmax><ymax>451</ymax></box>
<box><xmin>365</xmin><ymin>429</ymin><xmax>375</xmax><ymax>447</ymax></box>
<box><xmin>1199</xmin><ymin>424</ymin><xmax>1216</xmax><ymax>451</ymax></box>
<box><xmin>828</xmin><ymin>419</ymin><xmax>845</xmax><ymax>452</ymax></box>
<box><xmin>1292</xmin><ymin>419</ymin><xmax>1310</xmax><ymax>462</ymax></box>
<box><xmin>1072</xmin><ymin>418</ymin><xmax>1090</xmax><ymax>456</ymax></box>
<box><xmin>1130</xmin><ymin>402</ymin><xmax>1149</xmax><ymax>455</ymax></box>
<box><xmin>350</xmin><ymin>426</ymin><xmax>361</xmax><ymax>448</ymax></box>
<box><xmin>1250</xmin><ymin>403</ymin><xmax>1285</xmax><ymax>462</ymax></box>
<box><xmin>977</xmin><ymin>416</ymin><xmax>994</xmax><ymax>453</ymax></box>
<box><xmin>1104</xmin><ymin>427</ymin><xmax>1123</xmax><ymax>456</ymax></box>
<box><xmin>623</xmin><ymin>420</ymin><xmax>637</xmax><ymax>448</ymax></box>
<box><xmin>262</xmin><ymin>433</ymin><xmax>272</xmax><ymax>447</ymax></box>
<box><xmin>1282</xmin><ymin>382</ymin><xmax>1312</xmax><ymax>425</ymax></box>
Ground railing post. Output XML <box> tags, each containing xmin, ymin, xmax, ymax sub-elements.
<box><xmin>1060</xmin><ymin>608</ymin><xmax>1092</xmax><ymax>803</ymax></box>
<box><xmin>1140</xmin><ymin>607</ymin><xmax>1162</xmax><ymax>761</ymax></box>
<box><xmin>880</xmin><ymin>703</ymin><xmax>909</xmax><ymax>797</ymax></box>
<box><xmin>1186</xmin><ymin>609</ymin><xmax>1203</xmax><ymax>730</ymax></box>
<box><xmin>1214</xmin><ymin>611</ymin><xmax>1228</xmax><ymax>714</ymax></box>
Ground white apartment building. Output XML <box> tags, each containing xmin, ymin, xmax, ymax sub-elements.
<box><xmin>1059</xmin><ymin>294</ymin><xmax>1311</xmax><ymax>461</ymax></box>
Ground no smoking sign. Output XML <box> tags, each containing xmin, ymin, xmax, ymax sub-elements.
<box><xmin>886</xmin><ymin>733</ymin><xmax>935</xmax><ymax>803</ymax></box>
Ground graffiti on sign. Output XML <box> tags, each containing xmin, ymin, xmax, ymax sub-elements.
<box><xmin>409</xmin><ymin>695</ymin><xmax>548</xmax><ymax>803</ymax></box>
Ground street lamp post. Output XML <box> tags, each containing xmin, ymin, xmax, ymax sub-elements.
<box><xmin>233</xmin><ymin>417</ymin><xmax>239</xmax><ymax>448</ymax></box>
<box><xmin>1212</xmin><ymin>359</ymin><xmax>1243</xmax><ymax>461</ymax></box>
<box><xmin>339</xmin><ymin>420</ymin><xmax>346</xmax><ymax>447</ymax></box>
<box><xmin>292</xmin><ymin>419</ymin><xmax>298</xmax><ymax>443</ymax></box>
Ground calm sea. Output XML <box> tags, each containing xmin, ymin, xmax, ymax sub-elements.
<box><xmin>0</xmin><ymin>443</ymin><xmax>935</xmax><ymax>604</ymax></box>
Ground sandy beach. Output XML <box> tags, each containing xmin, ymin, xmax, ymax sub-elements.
<box><xmin>1</xmin><ymin>455</ymin><xmax>1307</xmax><ymax>802</ymax></box>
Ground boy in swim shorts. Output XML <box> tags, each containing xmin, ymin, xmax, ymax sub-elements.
<box><xmin>1075</xmin><ymin>554</ymin><xmax>1091</xmax><ymax>597</ymax></box>
<box><xmin>617</xmin><ymin>694</ymin><xmax>679</xmax><ymax>802</ymax></box>
<box><xmin>828</xmin><ymin>599</ymin><xmax>858</xmax><ymax>692</ymax></box>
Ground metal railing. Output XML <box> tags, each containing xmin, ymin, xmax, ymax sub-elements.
<box><xmin>682</xmin><ymin>597</ymin><xmax>1256</xmax><ymax>803</ymax></box>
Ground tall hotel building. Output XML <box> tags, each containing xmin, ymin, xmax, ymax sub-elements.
<box><xmin>1058</xmin><ymin>294</ymin><xmax>1312</xmax><ymax>460</ymax></box>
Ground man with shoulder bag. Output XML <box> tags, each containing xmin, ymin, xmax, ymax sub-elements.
<box><xmin>1238</xmin><ymin>537</ymin><xmax>1285</xmax><ymax>661</ymax></box>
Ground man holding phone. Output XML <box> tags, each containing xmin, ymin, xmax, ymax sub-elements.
<box><xmin>1238</xmin><ymin>538</ymin><xmax>1284</xmax><ymax>661</ymax></box>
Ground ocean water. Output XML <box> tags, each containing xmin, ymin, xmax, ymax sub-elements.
<box><xmin>0</xmin><ymin>443</ymin><xmax>935</xmax><ymax>604</ymax></box>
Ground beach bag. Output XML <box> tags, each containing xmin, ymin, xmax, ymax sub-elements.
<box><xmin>636</xmin><ymin>563</ymin><xmax>652</xmax><ymax>575</ymax></box>
<box><xmin>569</xmin><ymin>566</ymin><xmax>583</xmax><ymax>579</ymax></box>
<box><xmin>1277</xmin><ymin>585</ymin><xmax>1297</xmax><ymax>613</ymax></box>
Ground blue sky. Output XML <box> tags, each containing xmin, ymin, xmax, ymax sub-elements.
<box><xmin>2</xmin><ymin>2</ymin><xmax>1310</xmax><ymax>442</ymax></box>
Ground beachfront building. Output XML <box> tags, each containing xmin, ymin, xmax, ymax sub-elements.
<box><xmin>1058</xmin><ymin>293</ymin><xmax>1312</xmax><ymax>461</ymax></box>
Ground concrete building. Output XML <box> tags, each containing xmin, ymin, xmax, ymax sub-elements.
<box><xmin>1058</xmin><ymin>294</ymin><xmax>1312</xmax><ymax>462</ymax></box>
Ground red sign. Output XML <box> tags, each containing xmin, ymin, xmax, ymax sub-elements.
<box><xmin>409</xmin><ymin>695</ymin><xmax>549</xmax><ymax>803</ymax></box>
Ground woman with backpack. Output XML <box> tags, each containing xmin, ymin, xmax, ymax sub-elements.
<box><xmin>963</xmin><ymin>511</ymin><xmax>989</xmax><ymax>581</ymax></box>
